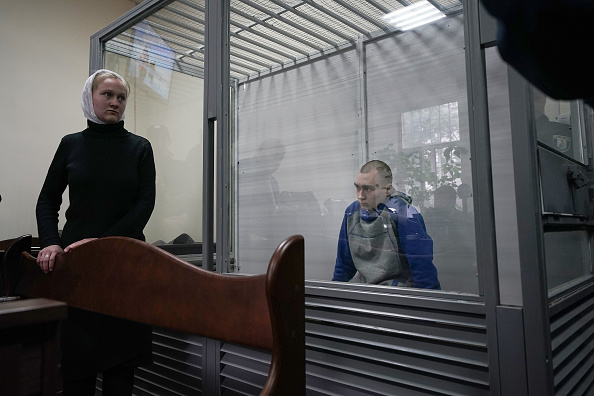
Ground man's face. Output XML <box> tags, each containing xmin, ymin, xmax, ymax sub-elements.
<box><xmin>354</xmin><ymin>169</ymin><xmax>390</xmax><ymax>211</ymax></box>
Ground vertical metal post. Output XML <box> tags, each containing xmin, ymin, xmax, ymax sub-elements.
<box><xmin>202</xmin><ymin>117</ymin><xmax>215</xmax><ymax>272</ymax></box>
<box><xmin>201</xmin><ymin>0</ymin><xmax>217</xmax><ymax>389</ymax></box>
<box><xmin>462</xmin><ymin>0</ymin><xmax>501</xmax><ymax>394</ymax></box>
<box><xmin>358</xmin><ymin>37</ymin><xmax>369</xmax><ymax>164</ymax></box>
<box><xmin>217</xmin><ymin>0</ymin><xmax>231</xmax><ymax>275</ymax></box>
<box><xmin>507</xmin><ymin>67</ymin><xmax>554</xmax><ymax>395</ymax></box>
<box><xmin>232</xmin><ymin>79</ymin><xmax>240</xmax><ymax>272</ymax></box>
<box><xmin>203</xmin><ymin>0</ymin><xmax>230</xmax><ymax>274</ymax></box>
<box><xmin>202</xmin><ymin>0</ymin><xmax>230</xmax><ymax>394</ymax></box>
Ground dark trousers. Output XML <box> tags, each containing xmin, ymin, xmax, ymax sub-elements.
<box><xmin>62</xmin><ymin>366</ymin><xmax>135</xmax><ymax>396</ymax></box>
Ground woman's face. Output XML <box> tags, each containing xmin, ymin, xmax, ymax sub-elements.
<box><xmin>92</xmin><ymin>77</ymin><xmax>127</xmax><ymax>123</ymax></box>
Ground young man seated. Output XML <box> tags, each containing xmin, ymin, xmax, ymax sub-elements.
<box><xmin>332</xmin><ymin>160</ymin><xmax>440</xmax><ymax>289</ymax></box>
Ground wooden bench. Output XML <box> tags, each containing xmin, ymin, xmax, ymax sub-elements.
<box><xmin>5</xmin><ymin>235</ymin><xmax>305</xmax><ymax>395</ymax></box>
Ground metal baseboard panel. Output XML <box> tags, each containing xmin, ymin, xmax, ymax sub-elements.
<box><xmin>220</xmin><ymin>343</ymin><xmax>271</xmax><ymax>394</ymax></box>
<box><xmin>133</xmin><ymin>327</ymin><xmax>203</xmax><ymax>395</ymax></box>
<box><xmin>219</xmin><ymin>284</ymin><xmax>489</xmax><ymax>395</ymax></box>
<box><xmin>550</xmin><ymin>282</ymin><xmax>594</xmax><ymax>396</ymax></box>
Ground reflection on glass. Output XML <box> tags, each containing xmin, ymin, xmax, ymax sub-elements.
<box><xmin>402</xmin><ymin>102</ymin><xmax>460</xmax><ymax>148</ymax></box>
<box><xmin>235</xmin><ymin>49</ymin><xmax>360</xmax><ymax>278</ymax></box>
<box><xmin>423</xmin><ymin>183</ymin><xmax>476</xmax><ymax>288</ymax></box>
<box><xmin>367</xmin><ymin>15</ymin><xmax>477</xmax><ymax>294</ymax></box>
<box><xmin>238</xmin><ymin>139</ymin><xmax>286</xmax><ymax>269</ymax></box>
<box><xmin>105</xmin><ymin>48</ymin><xmax>204</xmax><ymax>245</ymax></box>
<box><xmin>533</xmin><ymin>88</ymin><xmax>585</xmax><ymax>163</ymax></box>
<box><xmin>128</xmin><ymin>21</ymin><xmax>175</xmax><ymax>100</ymax></box>
<box><xmin>545</xmin><ymin>231</ymin><xmax>592</xmax><ymax>292</ymax></box>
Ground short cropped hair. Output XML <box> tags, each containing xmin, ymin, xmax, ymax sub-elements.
<box><xmin>434</xmin><ymin>184</ymin><xmax>457</xmax><ymax>208</ymax></box>
<box><xmin>92</xmin><ymin>70</ymin><xmax>130</xmax><ymax>97</ymax></box>
<box><xmin>360</xmin><ymin>160</ymin><xmax>393</xmax><ymax>185</ymax></box>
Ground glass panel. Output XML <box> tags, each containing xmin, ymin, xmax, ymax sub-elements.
<box><xmin>103</xmin><ymin>4</ymin><xmax>205</xmax><ymax>246</ymax></box>
<box><xmin>366</xmin><ymin>14</ymin><xmax>477</xmax><ymax>294</ymax></box>
<box><xmin>532</xmin><ymin>87</ymin><xmax>586</xmax><ymax>163</ymax></box>
<box><xmin>234</xmin><ymin>52</ymin><xmax>361</xmax><ymax>278</ymax></box>
<box><xmin>232</xmin><ymin>4</ymin><xmax>475</xmax><ymax>293</ymax></box>
<box><xmin>545</xmin><ymin>231</ymin><xmax>592</xmax><ymax>293</ymax></box>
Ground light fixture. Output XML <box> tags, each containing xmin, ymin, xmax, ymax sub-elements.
<box><xmin>383</xmin><ymin>0</ymin><xmax>446</xmax><ymax>31</ymax></box>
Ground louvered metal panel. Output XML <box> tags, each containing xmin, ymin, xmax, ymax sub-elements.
<box><xmin>550</xmin><ymin>282</ymin><xmax>594</xmax><ymax>396</ymax></box>
<box><xmin>217</xmin><ymin>284</ymin><xmax>489</xmax><ymax>395</ymax></box>
<box><xmin>133</xmin><ymin>328</ymin><xmax>203</xmax><ymax>395</ymax></box>
<box><xmin>220</xmin><ymin>343</ymin><xmax>271</xmax><ymax>394</ymax></box>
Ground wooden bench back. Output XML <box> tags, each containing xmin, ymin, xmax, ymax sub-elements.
<box><xmin>9</xmin><ymin>235</ymin><xmax>305</xmax><ymax>395</ymax></box>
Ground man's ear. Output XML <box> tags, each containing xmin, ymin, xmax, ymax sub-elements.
<box><xmin>385</xmin><ymin>184</ymin><xmax>392</xmax><ymax>196</ymax></box>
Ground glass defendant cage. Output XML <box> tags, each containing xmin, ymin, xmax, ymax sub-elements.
<box><xmin>90</xmin><ymin>0</ymin><xmax>594</xmax><ymax>394</ymax></box>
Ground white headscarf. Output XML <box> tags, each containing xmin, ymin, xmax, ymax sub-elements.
<box><xmin>81</xmin><ymin>69</ymin><xmax>127</xmax><ymax>124</ymax></box>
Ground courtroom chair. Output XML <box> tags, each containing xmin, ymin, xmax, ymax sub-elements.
<box><xmin>0</xmin><ymin>237</ymin><xmax>17</xmax><ymax>251</ymax></box>
<box><xmin>0</xmin><ymin>234</ymin><xmax>64</xmax><ymax>396</ymax></box>
<box><xmin>1</xmin><ymin>234</ymin><xmax>31</xmax><ymax>297</ymax></box>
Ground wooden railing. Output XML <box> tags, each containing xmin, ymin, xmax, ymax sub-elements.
<box><xmin>5</xmin><ymin>235</ymin><xmax>305</xmax><ymax>395</ymax></box>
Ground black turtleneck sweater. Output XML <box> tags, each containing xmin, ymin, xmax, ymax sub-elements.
<box><xmin>35</xmin><ymin>120</ymin><xmax>156</xmax><ymax>380</ymax></box>
<box><xmin>36</xmin><ymin>120</ymin><xmax>156</xmax><ymax>248</ymax></box>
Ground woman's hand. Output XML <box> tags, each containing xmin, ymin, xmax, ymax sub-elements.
<box><xmin>37</xmin><ymin>245</ymin><xmax>64</xmax><ymax>273</ymax></box>
<box><xmin>64</xmin><ymin>238</ymin><xmax>97</xmax><ymax>253</ymax></box>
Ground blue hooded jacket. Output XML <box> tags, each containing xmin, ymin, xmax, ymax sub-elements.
<box><xmin>333</xmin><ymin>193</ymin><xmax>440</xmax><ymax>289</ymax></box>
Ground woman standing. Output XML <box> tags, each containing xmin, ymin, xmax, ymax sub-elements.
<box><xmin>36</xmin><ymin>69</ymin><xmax>156</xmax><ymax>395</ymax></box>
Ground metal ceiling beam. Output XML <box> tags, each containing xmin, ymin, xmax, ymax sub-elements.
<box><xmin>229</xmin><ymin>60</ymin><xmax>262</xmax><ymax>76</ymax></box>
<box><xmin>426</xmin><ymin>0</ymin><xmax>446</xmax><ymax>12</ymax></box>
<box><xmin>114</xmin><ymin>32</ymin><xmax>194</xmax><ymax>63</ymax></box>
<box><xmin>230</xmin><ymin>31</ymin><xmax>297</xmax><ymax>61</ymax></box>
<box><xmin>332</xmin><ymin>0</ymin><xmax>387</xmax><ymax>30</ymax></box>
<box><xmin>300</xmin><ymin>0</ymin><xmax>370</xmax><ymax>37</ymax></box>
<box><xmin>143</xmin><ymin>19</ymin><xmax>205</xmax><ymax>63</ymax></box>
<box><xmin>146</xmin><ymin>18</ymin><xmax>204</xmax><ymax>47</ymax></box>
<box><xmin>150</xmin><ymin>6</ymin><xmax>284</xmax><ymax>70</ymax></box>
<box><xmin>228</xmin><ymin>48</ymin><xmax>276</xmax><ymax>69</ymax></box>
<box><xmin>173</xmin><ymin>58</ymin><xmax>204</xmax><ymax>78</ymax></box>
<box><xmin>230</xmin><ymin>18</ymin><xmax>311</xmax><ymax>57</ymax></box>
<box><xmin>136</xmin><ymin>22</ymin><xmax>202</xmax><ymax>53</ymax></box>
<box><xmin>148</xmin><ymin>10</ymin><xmax>207</xmax><ymax>59</ymax></box>
<box><xmin>235</xmin><ymin>0</ymin><xmax>336</xmax><ymax>48</ymax></box>
<box><xmin>115</xmin><ymin>33</ymin><xmax>177</xmax><ymax>63</ymax></box>
<box><xmin>267</xmin><ymin>0</ymin><xmax>352</xmax><ymax>43</ymax></box>
<box><xmin>137</xmin><ymin>24</ymin><xmax>264</xmax><ymax>72</ymax></box>
<box><xmin>159</xmin><ymin>4</ymin><xmax>206</xmax><ymax>29</ymax></box>
<box><xmin>229</xmin><ymin>5</ymin><xmax>324</xmax><ymax>51</ymax></box>
<box><xmin>163</xmin><ymin>44</ymin><xmax>251</xmax><ymax>77</ymax></box>
<box><xmin>364</xmin><ymin>0</ymin><xmax>390</xmax><ymax>14</ymax></box>
<box><xmin>177</xmin><ymin>0</ymin><xmax>205</xmax><ymax>13</ymax></box>
<box><xmin>228</xmin><ymin>57</ymin><xmax>267</xmax><ymax>73</ymax></box>
<box><xmin>229</xmin><ymin>40</ymin><xmax>286</xmax><ymax>65</ymax></box>
<box><xmin>175</xmin><ymin>0</ymin><xmax>306</xmax><ymax>58</ymax></box>
<box><xmin>123</xmin><ymin>26</ymin><xmax>178</xmax><ymax>54</ymax></box>
<box><xmin>107</xmin><ymin>37</ymin><xmax>198</xmax><ymax>71</ymax></box>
